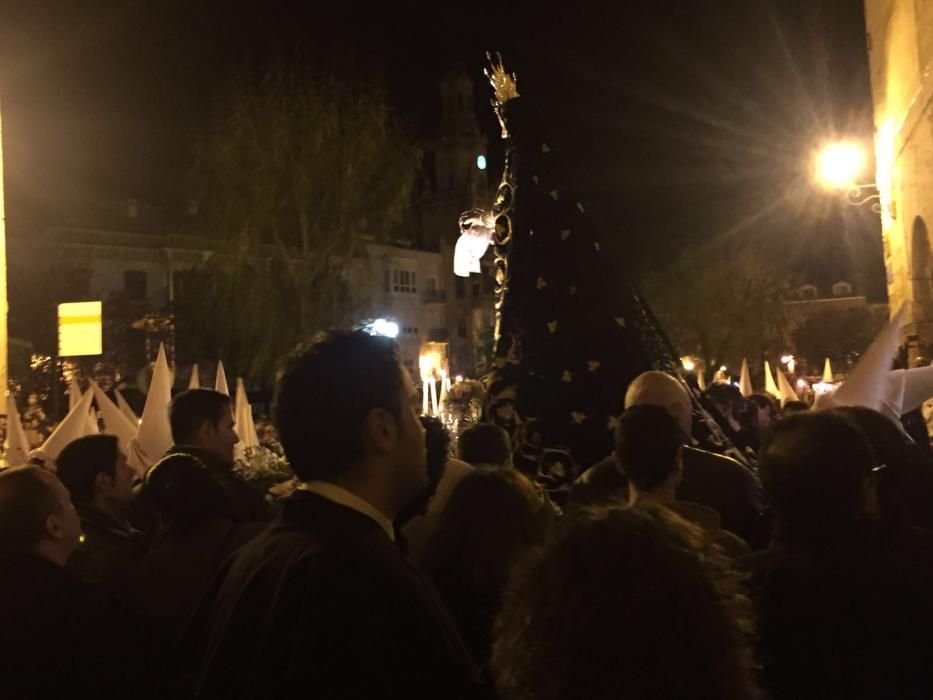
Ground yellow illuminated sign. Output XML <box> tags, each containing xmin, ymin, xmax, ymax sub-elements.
<box><xmin>58</xmin><ymin>301</ymin><xmax>103</xmax><ymax>357</ymax></box>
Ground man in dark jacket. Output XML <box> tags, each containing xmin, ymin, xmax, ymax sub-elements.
<box><xmin>56</xmin><ymin>434</ymin><xmax>145</xmax><ymax>585</ymax></box>
<box><xmin>166</xmin><ymin>388</ymin><xmax>271</xmax><ymax>523</ymax></box>
<box><xmin>572</xmin><ymin>371</ymin><xmax>766</xmax><ymax>547</ymax></box>
<box><xmin>182</xmin><ymin>331</ymin><xmax>485</xmax><ymax>699</ymax></box>
<box><xmin>0</xmin><ymin>466</ymin><xmax>144</xmax><ymax>697</ymax></box>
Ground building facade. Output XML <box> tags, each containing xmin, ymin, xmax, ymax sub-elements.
<box><xmin>9</xmin><ymin>70</ymin><xmax>497</xmax><ymax>383</ymax></box>
<box><xmin>865</xmin><ymin>0</ymin><xmax>933</xmax><ymax>360</ymax></box>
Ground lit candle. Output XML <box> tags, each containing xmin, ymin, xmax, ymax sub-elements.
<box><xmin>430</xmin><ymin>376</ymin><xmax>439</xmax><ymax>415</ymax></box>
<box><xmin>439</xmin><ymin>370</ymin><xmax>449</xmax><ymax>407</ymax></box>
<box><xmin>422</xmin><ymin>380</ymin><xmax>429</xmax><ymax>415</ymax></box>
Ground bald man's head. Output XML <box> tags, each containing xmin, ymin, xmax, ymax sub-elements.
<box><xmin>624</xmin><ymin>371</ymin><xmax>693</xmax><ymax>436</ymax></box>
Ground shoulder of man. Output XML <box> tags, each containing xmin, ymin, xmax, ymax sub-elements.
<box><xmin>683</xmin><ymin>445</ymin><xmax>756</xmax><ymax>478</ymax></box>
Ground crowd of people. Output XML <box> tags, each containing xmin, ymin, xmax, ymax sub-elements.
<box><xmin>3</xmin><ymin>329</ymin><xmax>933</xmax><ymax>698</ymax></box>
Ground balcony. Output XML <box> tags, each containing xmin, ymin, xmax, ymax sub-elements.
<box><xmin>423</xmin><ymin>289</ymin><xmax>447</xmax><ymax>304</ymax></box>
<box><xmin>427</xmin><ymin>328</ymin><xmax>449</xmax><ymax>342</ymax></box>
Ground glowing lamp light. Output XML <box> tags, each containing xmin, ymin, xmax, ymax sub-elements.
<box><xmin>796</xmin><ymin>379</ymin><xmax>809</xmax><ymax>390</ymax></box>
<box><xmin>476</xmin><ymin>154</ymin><xmax>487</xmax><ymax>171</ymax></box>
<box><xmin>454</xmin><ymin>375</ymin><xmax>464</xmax><ymax>384</ymax></box>
<box><xmin>719</xmin><ymin>365</ymin><xmax>727</xmax><ymax>373</ymax></box>
<box><xmin>367</xmin><ymin>318</ymin><xmax>399</xmax><ymax>338</ymax></box>
<box><xmin>814</xmin><ymin>141</ymin><xmax>867</xmax><ymax>190</ymax></box>
<box><xmin>681</xmin><ymin>357</ymin><xmax>696</xmax><ymax>372</ymax></box>
<box><xmin>813</xmin><ymin>381</ymin><xmax>835</xmax><ymax>395</ymax></box>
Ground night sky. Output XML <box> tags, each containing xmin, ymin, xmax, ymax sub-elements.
<box><xmin>0</xmin><ymin>0</ymin><xmax>883</xmax><ymax>296</ymax></box>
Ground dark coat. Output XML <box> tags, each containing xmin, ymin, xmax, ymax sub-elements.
<box><xmin>117</xmin><ymin>517</ymin><xmax>264</xmax><ymax>645</ymax></box>
<box><xmin>181</xmin><ymin>491</ymin><xmax>487</xmax><ymax>699</ymax></box>
<box><xmin>745</xmin><ymin>537</ymin><xmax>933</xmax><ymax>699</ymax></box>
<box><xmin>0</xmin><ymin>554</ymin><xmax>147</xmax><ymax>698</ymax></box>
<box><xmin>67</xmin><ymin>503</ymin><xmax>145</xmax><ymax>586</ymax></box>
<box><xmin>571</xmin><ymin>446</ymin><xmax>767</xmax><ymax>546</ymax></box>
<box><xmin>166</xmin><ymin>445</ymin><xmax>272</xmax><ymax>523</ymax></box>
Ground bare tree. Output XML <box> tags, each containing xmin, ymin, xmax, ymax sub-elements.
<box><xmin>190</xmin><ymin>66</ymin><xmax>420</xmax><ymax>381</ymax></box>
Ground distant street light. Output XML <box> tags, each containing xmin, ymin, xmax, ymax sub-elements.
<box><xmin>812</xmin><ymin>140</ymin><xmax>880</xmax><ymax>212</ymax></box>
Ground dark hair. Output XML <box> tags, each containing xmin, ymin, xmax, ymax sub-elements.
<box><xmin>781</xmin><ymin>400</ymin><xmax>810</xmax><ymax>415</ymax></box>
<box><xmin>748</xmin><ymin>393</ymin><xmax>777</xmax><ymax>414</ymax></box>
<box><xmin>273</xmin><ymin>331</ymin><xmax>404</xmax><ymax>481</ymax></box>
<box><xmin>760</xmin><ymin>411</ymin><xmax>875</xmax><ymax>549</ymax></box>
<box><xmin>422</xmin><ymin>469</ymin><xmax>552</xmax><ymax>663</ymax></box>
<box><xmin>492</xmin><ymin>503</ymin><xmax>760</xmax><ymax>700</ymax></box>
<box><xmin>142</xmin><ymin>454</ymin><xmax>230</xmax><ymax>533</ymax></box>
<box><xmin>705</xmin><ymin>383</ymin><xmax>743</xmax><ymax>408</ymax></box>
<box><xmin>831</xmin><ymin>406</ymin><xmax>910</xmax><ymax>528</ymax></box>
<box><xmin>458</xmin><ymin>423</ymin><xmax>512</xmax><ymax>467</ymax></box>
<box><xmin>0</xmin><ymin>467</ymin><xmax>62</xmax><ymax>557</ymax></box>
<box><xmin>169</xmin><ymin>389</ymin><xmax>232</xmax><ymax>445</ymax></box>
<box><xmin>613</xmin><ymin>405</ymin><xmax>685</xmax><ymax>491</ymax></box>
<box><xmin>55</xmin><ymin>434</ymin><xmax>120</xmax><ymax>505</ymax></box>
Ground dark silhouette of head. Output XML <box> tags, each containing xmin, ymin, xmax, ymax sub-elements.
<box><xmin>169</xmin><ymin>389</ymin><xmax>238</xmax><ymax>464</ymax></box>
<box><xmin>0</xmin><ymin>466</ymin><xmax>82</xmax><ymax>564</ymax></box>
<box><xmin>492</xmin><ymin>502</ymin><xmax>759</xmax><ymax>700</ymax></box>
<box><xmin>142</xmin><ymin>453</ymin><xmax>230</xmax><ymax>534</ymax></box>
<box><xmin>760</xmin><ymin>411</ymin><xmax>876</xmax><ymax>549</ymax></box>
<box><xmin>706</xmin><ymin>382</ymin><xmax>743</xmax><ymax>419</ymax></box>
<box><xmin>613</xmin><ymin>404</ymin><xmax>686</xmax><ymax>492</ymax></box>
<box><xmin>458</xmin><ymin>422</ymin><xmax>512</xmax><ymax>468</ymax></box>
<box><xmin>56</xmin><ymin>435</ymin><xmax>135</xmax><ymax>512</ymax></box>
<box><xmin>423</xmin><ymin>468</ymin><xmax>551</xmax><ymax>596</ymax></box>
<box><xmin>274</xmin><ymin>331</ymin><xmax>426</xmax><ymax>515</ymax></box>
<box><xmin>781</xmin><ymin>400</ymin><xmax>810</xmax><ymax>415</ymax></box>
<box><xmin>830</xmin><ymin>406</ymin><xmax>909</xmax><ymax>528</ymax></box>
<box><xmin>422</xmin><ymin>468</ymin><xmax>552</xmax><ymax>663</ymax></box>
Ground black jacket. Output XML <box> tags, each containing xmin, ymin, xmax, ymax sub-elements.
<box><xmin>67</xmin><ymin>503</ymin><xmax>145</xmax><ymax>586</ymax></box>
<box><xmin>0</xmin><ymin>554</ymin><xmax>148</xmax><ymax>698</ymax></box>
<box><xmin>571</xmin><ymin>446</ymin><xmax>766</xmax><ymax>546</ymax></box>
<box><xmin>181</xmin><ymin>491</ymin><xmax>486</xmax><ymax>699</ymax></box>
<box><xmin>166</xmin><ymin>445</ymin><xmax>272</xmax><ymax>523</ymax></box>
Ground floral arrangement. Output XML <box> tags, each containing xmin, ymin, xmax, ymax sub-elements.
<box><xmin>233</xmin><ymin>445</ymin><xmax>293</xmax><ymax>490</ymax></box>
<box><xmin>441</xmin><ymin>379</ymin><xmax>486</xmax><ymax>438</ymax></box>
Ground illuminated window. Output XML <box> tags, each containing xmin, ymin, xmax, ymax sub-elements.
<box><xmin>388</xmin><ymin>262</ymin><xmax>417</xmax><ymax>295</ymax></box>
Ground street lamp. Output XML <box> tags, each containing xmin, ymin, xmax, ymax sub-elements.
<box><xmin>813</xmin><ymin>140</ymin><xmax>881</xmax><ymax>212</ymax></box>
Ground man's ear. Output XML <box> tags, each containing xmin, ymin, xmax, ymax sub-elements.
<box><xmin>44</xmin><ymin>512</ymin><xmax>64</xmax><ymax>542</ymax></box>
<box><xmin>364</xmin><ymin>407</ymin><xmax>399</xmax><ymax>455</ymax></box>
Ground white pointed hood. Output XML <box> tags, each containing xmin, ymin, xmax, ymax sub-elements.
<box><xmin>34</xmin><ymin>389</ymin><xmax>95</xmax><ymax>463</ymax></box>
<box><xmin>86</xmin><ymin>407</ymin><xmax>100</xmax><ymax>435</ymax></box>
<box><xmin>68</xmin><ymin>378</ymin><xmax>82</xmax><ymax>413</ymax></box>
<box><xmin>215</xmin><ymin>361</ymin><xmax>230</xmax><ymax>396</ymax></box>
<box><xmin>127</xmin><ymin>343</ymin><xmax>174</xmax><ymax>474</ymax></box>
<box><xmin>235</xmin><ymin>377</ymin><xmax>259</xmax><ymax>449</ymax></box>
<box><xmin>815</xmin><ymin>308</ymin><xmax>905</xmax><ymax>415</ymax></box>
<box><xmin>822</xmin><ymin>358</ymin><xmax>834</xmax><ymax>384</ymax></box>
<box><xmin>776</xmin><ymin>368</ymin><xmax>800</xmax><ymax>407</ymax></box>
<box><xmin>4</xmin><ymin>394</ymin><xmax>30</xmax><ymax>468</ymax></box>
<box><xmin>764</xmin><ymin>361</ymin><xmax>780</xmax><ymax>399</ymax></box>
<box><xmin>91</xmin><ymin>381</ymin><xmax>139</xmax><ymax>452</ymax></box>
<box><xmin>188</xmin><ymin>364</ymin><xmax>200</xmax><ymax>390</ymax></box>
<box><xmin>739</xmin><ymin>359</ymin><xmax>753</xmax><ymax>398</ymax></box>
<box><xmin>115</xmin><ymin>388</ymin><xmax>139</xmax><ymax>425</ymax></box>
